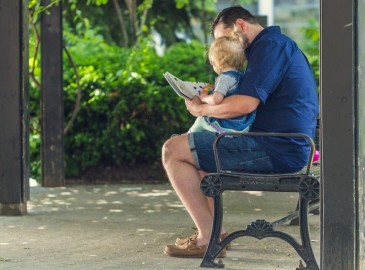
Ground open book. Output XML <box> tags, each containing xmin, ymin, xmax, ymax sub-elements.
<box><xmin>163</xmin><ymin>72</ymin><xmax>208</xmax><ymax>100</ymax></box>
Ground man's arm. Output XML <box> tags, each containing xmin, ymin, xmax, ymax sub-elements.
<box><xmin>185</xmin><ymin>94</ymin><xmax>260</xmax><ymax>119</ymax></box>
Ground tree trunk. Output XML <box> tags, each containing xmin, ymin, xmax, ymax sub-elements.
<box><xmin>112</xmin><ymin>0</ymin><xmax>129</xmax><ymax>47</ymax></box>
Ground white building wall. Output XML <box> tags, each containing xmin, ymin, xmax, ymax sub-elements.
<box><xmin>258</xmin><ymin>0</ymin><xmax>274</xmax><ymax>26</ymax></box>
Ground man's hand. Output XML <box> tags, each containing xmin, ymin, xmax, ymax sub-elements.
<box><xmin>185</xmin><ymin>96</ymin><xmax>203</xmax><ymax>117</ymax></box>
<box><xmin>199</xmin><ymin>91</ymin><xmax>209</xmax><ymax>102</ymax></box>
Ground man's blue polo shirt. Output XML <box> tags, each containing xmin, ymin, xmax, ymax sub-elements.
<box><xmin>238</xmin><ymin>26</ymin><xmax>319</xmax><ymax>172</ymax></box>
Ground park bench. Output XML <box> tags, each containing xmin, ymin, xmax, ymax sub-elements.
<box><xmin>199</xmin><ymin>132</ymin><xmax>320</xmax><ymax>270</ymax></box>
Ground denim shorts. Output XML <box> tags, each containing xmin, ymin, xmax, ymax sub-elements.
<box><xmin>188</xmin><ymin>131</ymin><xmax>275</xmax><ymax>173</ymax></box>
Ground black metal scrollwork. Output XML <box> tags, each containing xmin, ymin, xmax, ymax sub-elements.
<box><xmin>299</xmin><ymin>177</ymin><xmax>320</xmax><ymax>200</ymax></box>
<box><xmin>200</xmin><ymin>175</ymin><xmax>223</xmax><ymax>197</ymax></box>
<box><xmin>246</xmin><ymin>219</ymin><xmax>274</xmax><ymax>239</ymax></box>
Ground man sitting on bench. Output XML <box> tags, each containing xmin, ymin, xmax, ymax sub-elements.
<box><xmin>162</xmin><ymin>5</ymin><xmax>319</xmax><ymax>258</ymax></box>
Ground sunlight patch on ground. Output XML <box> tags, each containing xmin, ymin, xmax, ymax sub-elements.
<box><xmin>41</xmin><ymin>201</ymin><xmax>53</xmax><ymax>205</ymax></box>
<box><xmin>144</xmin><ymin>210</ymin><xmax>160</xmax><ymax>213</ymax></box>
<box><xmin>119</xmin><ymin>187</ymin><xmax>143</xmax><ymax>192</ymax></box>
<box><xmin>126</xmin><ymin>190</ymin><xmax>173</xmax><ymax>197</ymax></box>
<box><xmin>60</xmin><ymin>192</ymin><xmax>72</xmax><ymax>196</ymax></box>
<box><xmin>103</xmin><ymin>191</ymin><xmax>118</xmax><ymax>196</ymax></box>
<box><xmin>111</xmin><ymin>201</ymin><xmax>123</xmax><ymax>205</ymax></box>
<box><xmin>109</xmin><ymin>209</ymin><xmax>123</xmax><ymax>213</ymax></box>
<box><xmin>54</xmin><ymin>200</ymin><xmax>71</xmax><ymax>206</ymax></box>
<box><xmin>165</xmin><ymin>202</ymin><xmax>184</xmax><ymax>208</ymax></box>
<box><xmin>243</xmin><ymin>191</ymin><xmax>264</xmax><ymax>196</ymax></box>
<box><xmin>137</xmin><ymin>229</ymin><xmax>153</xmax><ymax>232</ymax></box>
<box><xmin>96</xmin><ymin>200</ymin><xmax>108</xmax><ymax>205</ymax></box>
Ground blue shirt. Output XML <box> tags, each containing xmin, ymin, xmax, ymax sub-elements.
<box><xmin>239</xmin><ymin>26</ymin><xmax>319</xmax><ymax>172</ymax></box>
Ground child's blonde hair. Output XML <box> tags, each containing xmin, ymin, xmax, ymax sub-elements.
<box><xmin>208</xmin><ymin>32</ymin><xmax>246</xmax><ymax>71</ymax></box>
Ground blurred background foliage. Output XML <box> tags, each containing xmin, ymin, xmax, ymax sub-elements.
<box><xmin>28</xmin><ymin>0</ymin><xmax>319</xmax><ymax>180</ymax></box>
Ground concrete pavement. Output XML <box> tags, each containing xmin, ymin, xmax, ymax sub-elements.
<box><xmin>0</xmin><ymin>183</ymin><xmax>320</xmax><ymax>270</ymax></box>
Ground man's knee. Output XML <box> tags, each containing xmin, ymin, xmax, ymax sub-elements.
<box><xmin>162</xmin><ymin>138</ymin><xmax>175</xmax><ymax>166</ymax></box>
<box><xmin>162</xmin><ymin>134</ymin><xmax>192</xmax><ymax>166</ymax></box>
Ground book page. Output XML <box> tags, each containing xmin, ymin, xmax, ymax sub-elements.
<box><xmin>163</xmin><ymin>73</ymin><xmax>189</xmax><ymax>99</ymax></box>
<box><xmin>164</xmin><ymin>72</ymin><xmax>206</xmax><ymax>99</ymax></box>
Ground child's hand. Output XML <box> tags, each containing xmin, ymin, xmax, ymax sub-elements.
<box><xmin>202</xmin><ymin>84</ymin><xmax>214</xmax><ymax>94</ymax></box>
<box><xmin>199</xmin><ymin>91</ymin><xmax>209</xmax><ymax>102</ymax></box>
<box><xmin>204</xmin><ymin>83</ymin><xmax>214</xmax><ymax>90</ymax></box>
<box><xmin>200</xmin><ymin>91</ymin><xmax>224</xmax><ymax>105</ymax></box>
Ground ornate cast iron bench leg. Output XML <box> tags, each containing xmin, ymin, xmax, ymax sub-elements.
<box><xmin>294</xmin><ymin>177</ymin><xmax>320</xmax><ymax>270</ymax></box>
<box><xmin>200</xmin><ymin>175</ymin><xmax>320</xmax><ymax>269</ymax></box>
<box><xmin>200</xmin><ymin>175</ymin><xmax>225</xmax><ymax>268</ymax></box>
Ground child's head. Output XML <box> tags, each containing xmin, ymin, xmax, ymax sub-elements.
<box><xmin>208</xmin><ymin>32</ymin><xmax>246</xmax><ymax>74</ymax></box>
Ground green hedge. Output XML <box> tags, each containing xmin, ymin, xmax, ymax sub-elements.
<box><xmin>30</xmin><ymin>31</ymin><xmax>213</xmax><ymax>178</ymax></box>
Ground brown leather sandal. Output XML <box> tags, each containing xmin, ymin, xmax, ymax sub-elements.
<box><xmin>175</xmin><ymin>229</ymin><xmax>233</xmax><ymax>250</ymax></box>
<box><xmin>164</xmin><ymin>238</ymin><xmax>226</xmax><ymax>258</ymax></box>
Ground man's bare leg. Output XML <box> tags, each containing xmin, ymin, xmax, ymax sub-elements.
<box><xmin>162</xmin><ymin>134</ymin><xmax>213</xmax><ymax>246</ymax></box>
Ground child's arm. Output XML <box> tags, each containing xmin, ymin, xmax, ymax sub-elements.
<box><xmin>200</xmin><ymin>91</ymin><xmax>225</xmax><ymax>105</ymax></box>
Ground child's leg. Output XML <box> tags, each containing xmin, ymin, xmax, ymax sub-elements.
<box><xmin>189</xmin><ymin>117</ymin><xmax>217</xmax><ymax>133</ymax></box>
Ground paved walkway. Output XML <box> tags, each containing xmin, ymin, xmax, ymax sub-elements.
<box><xmin>0</xmin><ymin>184</ymin><xmax>319</xmax><ymax>270</ymax></box>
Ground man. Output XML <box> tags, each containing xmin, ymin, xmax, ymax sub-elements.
<box><xmin>162</xmin><ymin>5</ymin><xmax>319</xmax><ymax>258</ymax></box>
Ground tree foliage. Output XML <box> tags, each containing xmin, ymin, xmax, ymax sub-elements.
<box><xmin>300</xmin><ymin>18</ymin><xmax>320</xmax><ymax>91</ymax></box>
<box><xmin>62</xmin><ymin>0</ymin><xmax>220</xmax><ymax>47</ymax></box>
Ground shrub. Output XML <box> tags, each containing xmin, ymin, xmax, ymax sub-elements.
<box><xmin>29</xmin><ymin>28</ymin><xmax>211</xmax><ymax>178</ymax></box>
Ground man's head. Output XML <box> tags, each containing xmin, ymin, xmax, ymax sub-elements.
<box><xmin>211</xmin><ymin>5</ymin><xmax>260</xmax><ymax>40</ymax></box>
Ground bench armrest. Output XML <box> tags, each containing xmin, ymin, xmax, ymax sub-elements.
<box><xmin>213</xmin><ymin>132</ymin><xmax>316</xmax><ymax>175</ymax></box>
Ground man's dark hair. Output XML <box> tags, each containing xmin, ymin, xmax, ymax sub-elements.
<box><xmin>211</xmin><ymin>5</ymin><xmax>258</xmax><ymax>37</ymax></box>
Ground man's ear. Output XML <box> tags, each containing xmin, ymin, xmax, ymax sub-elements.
<box><xmin>235</xmin><ymin>19</ymin><xmax>247</xmax><ymax>32</ymax></box>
